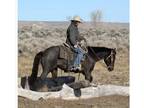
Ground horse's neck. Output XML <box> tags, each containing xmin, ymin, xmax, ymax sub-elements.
<box><xmin>88</xmin><ymin>48</ymin><xmax>110</xmax><ymax>61</ymax></box>
<box><xmin>96</xmin><ymin>52</ymin><xmax>109</xmax><ymax>61</ymax></box>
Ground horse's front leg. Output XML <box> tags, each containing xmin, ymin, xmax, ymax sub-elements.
<box><xmin>86</xmin><ymin>73</ymin><xmax>93</xmax><ymax>82</ymax></box>
<box><xmin>82</xmin><ymin>62</ymin><xmax>95</xmax><ymax>82</ymax></box>
<box><xmin>82</xmin><ymin>69</ymin><xmax>93</xmax><ymax>82</ymax></box>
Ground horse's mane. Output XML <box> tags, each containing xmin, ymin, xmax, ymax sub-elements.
<box><xmin>87</xmin><ymin>46</ymin><xmax>112</xmax><ymax>53</ymax></box>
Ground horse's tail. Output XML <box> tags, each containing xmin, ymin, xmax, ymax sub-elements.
<box><xmin>29</xmin><ymin>51</ymin><xmax>43</xmax><ymax>85</ymax></box>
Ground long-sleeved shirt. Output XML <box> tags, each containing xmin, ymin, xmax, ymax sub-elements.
<box><xmin>66</xmin><ymin>23</ymin><xmax>80</xmax><ymax>47</ymax></box>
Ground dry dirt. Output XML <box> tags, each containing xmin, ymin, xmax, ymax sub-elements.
<box><xmin>18</xmin><ymin>95</ymin><xmax>129</xmax><ymax>108</ymax></box>
<box><xmin>18</xmin><ymin>21</ymin><xmax>129</xmax><ymax>108</ymax></box>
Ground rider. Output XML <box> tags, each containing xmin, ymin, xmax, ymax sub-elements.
<box><xmin>66</xmin><ymin>16</ymin><xmax>86</xmax><ymax>70</ymax></box>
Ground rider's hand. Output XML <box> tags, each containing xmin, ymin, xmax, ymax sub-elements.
<box><xmin>74</xmin><ymin>45</ymin><xmax>78</xmax><ymax>48</ymax></box>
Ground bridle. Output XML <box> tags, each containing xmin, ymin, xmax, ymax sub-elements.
<box><xmin>105</xmin><ymin>50</ymin><xmax>115</xmax><ymax>60</ymax></box>
<box><xmin>89</xmin><ymin>47</ymin><xmax>115</xmax><ymax>69</ymax></box>
<box><xmin>104</xmin><ymin>50</ymin><xmax>116</xmax><ymax>69</ymax></box>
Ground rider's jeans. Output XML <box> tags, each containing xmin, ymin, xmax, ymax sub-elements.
<box><xmin>73</xmin><ymin>47</ymin><xmax>84</xmax><ymax>67</ymax></box>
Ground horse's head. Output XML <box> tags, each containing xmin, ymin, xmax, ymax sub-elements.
<box><xmin>104</xmin><ymin>48</ymin><xmax>116</xmax><ymax>71</ymax></box>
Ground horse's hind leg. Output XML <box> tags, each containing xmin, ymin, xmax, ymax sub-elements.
<box><xmin>40</xmin><ymin>64</ymin><xmax>57</xmax><ymax>80</ymax></box>
<box><xmin>40</xmin><ymin>66</ymin><xmax>50</xmax><ymax>80</ymax></box>
<box><xmin>40</xmin><ymin>59</ymin><xmax>50</xmax><ymax>80</ymax></box>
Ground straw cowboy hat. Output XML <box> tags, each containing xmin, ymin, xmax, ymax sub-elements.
<box><xmin>71</xmin><ymin>16</ymin><xmax>83</xmax><ymax>23</ymax></box>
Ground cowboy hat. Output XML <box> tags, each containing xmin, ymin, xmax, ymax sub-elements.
<box><xmin>71</xmin><ymin>16</ymin><xmax>83</xmax><ymax>23</ymax></box>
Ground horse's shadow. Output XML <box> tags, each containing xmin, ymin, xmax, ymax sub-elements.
<box><xmin>21</xmin><ymin>76</ymin><xmax>75</xmax><ymax>91</ymax></box>
<box><xmin>20</xmin><ymin>76</ymin><xmax>86</xmax><ymax>97</ymax></box>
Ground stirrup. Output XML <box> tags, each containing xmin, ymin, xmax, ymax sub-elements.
<box><xmin>76</xmin><ymin>66</ymin><xmax>81</xmax><ymax>70</ymax></box>
<box><xmin>71</xmin><ymin>66</ymin><xmax>81</xmax><ymax>71</ymax></box>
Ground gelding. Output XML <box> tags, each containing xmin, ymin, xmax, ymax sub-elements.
<box><xmin>29</xmin><ymin>46</ymin><xmax>116</xmax><ymax>85</ymax></box>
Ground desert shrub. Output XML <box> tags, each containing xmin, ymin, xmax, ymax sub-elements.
<box><xmin>119</xmin><ymin>28</ymin><xmax>129</xmax><ymax>35</ymax></box>
<box><xmin>109</xmin><ymin>29</ymin><xmax>121</xmax><ymax>37</ymax></box>
<box><xmin>95</xmin><ymin>29</ymin><xmax>105</xmax><ymax>36</ymax></box>
<box><xmin>18</xmin><ymin>22</ymin><xmax>129</xmax><ymax>56</ymax></box>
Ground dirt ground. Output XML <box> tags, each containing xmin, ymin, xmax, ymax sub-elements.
<box><xmin>18</xmin><ymin>95</ymin><xmax>129</xmax><ymax>108</ymax></box>
<box><xmin>18</xmin><ymin>21</ymin><xmax>129</xmax><ymax>108</ymax></box>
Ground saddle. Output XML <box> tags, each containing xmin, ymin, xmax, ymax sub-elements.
<box><xmin>59</xmin><ymin>42</ymin><xmax>88</xmax><ymax>61</ymax></box>
<box><xmin>59</xmin><ymin>43</ymin><xmax>75</xmax><ymax>61</ymax></box>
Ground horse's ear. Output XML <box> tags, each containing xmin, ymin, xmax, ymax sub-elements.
<box><xmin>113</xmin><ymin>48</ymin><xmax>116</xmax><ymax>51</ymax></box>
<box><xmin>113</xmin><ymin>48</ymin><xmax>117</xmax><ymax>54</ymax></box>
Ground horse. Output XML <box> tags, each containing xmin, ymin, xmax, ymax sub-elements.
<box><xmin>29</xmin><ymin>46</ymin><xmax>116</xmax><ymax>86</ymax></box>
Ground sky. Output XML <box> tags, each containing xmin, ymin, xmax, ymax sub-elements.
<box><xmin>18</xmin><ymin>0</ymin><xmax>129</xmax><ymax>22</ymax></box>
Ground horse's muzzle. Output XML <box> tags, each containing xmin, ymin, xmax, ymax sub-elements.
<box><xmin>108</xmin><ymin>66</ymin><xmax>114</xmax><ymax>71</ymax></box>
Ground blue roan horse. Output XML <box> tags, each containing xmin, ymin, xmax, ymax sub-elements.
<box><xmin>29</xmin><ymin>46</ymin><xmax>116</xmax><ymax>85</ymax></box>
